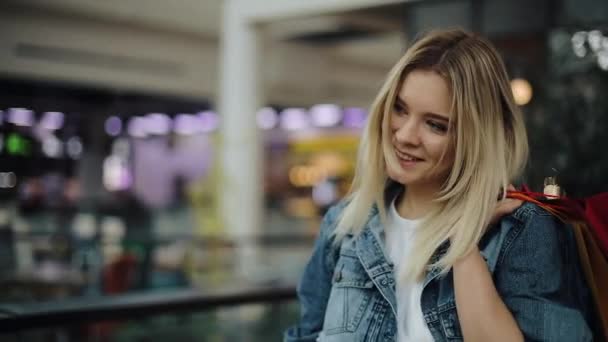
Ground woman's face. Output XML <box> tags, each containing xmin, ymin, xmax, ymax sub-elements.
<box><xmin>387</xmin><ymin>69</ymin><xmax>455</xmax><ymax>191</ymax></box>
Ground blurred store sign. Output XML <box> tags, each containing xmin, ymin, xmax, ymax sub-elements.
<box><xmin>310</xmin><ymin>104</ymin><xmax>342</xmax><ymax>127</ymax></box>
<box><xmin>103</xmin><ymin>155</ymin><xmax>132</xmax><ymax>192</ymax></box>
<box><xmin>197</xmin><ymin>111</ymin><xmax>219</xmax><ymax>133</ymax></box>
<box><xmin>342</xmin><ymin>107</ymin><xmax>367</xmax><ymax>128</ymax></box>
<box><xmin>280</xmin><ymin>108</ymin><xmax>310</xmax><ymax>131</ymax></box>
<box><xmin>260</xmin><ymin>106</ymin><xmax>367</xmax><ymax>131</ymax></box>
<box><xmin>257</xmin><ymin>107</ymin><xmax>279</xmax><ymax>130</ymax></box>
<box><xmin>39</xmin><ymin>112</ymin><xmax>65</xmax><ymax>131</ymax></box>
<box><xmin>174</xmin><ymin>114</ymin><xmax>199</xmax><ymax>135</ymax></box>
<box><xmin>143</xmin><ymin>113</ymin><xmax>172</xmax><ymax>136</ymax></box>
<box><xmin>7</xmin><ymin>108</ymin><xmax>34</xmax><ymax>127</ymax></box>
<box><xmin>127</xmin><ymin>117</ymin><xmax>148</xmax><ymax>138</ymax></box>
<box><xmin>290</xmin><ymin>134</ymin><xmax>359</xmax><ymax>154</ymax></box>
<box><xmin>125</xmin><ymin>112</ymin><xmax>220</xmax><ymax>138</ymax></box>
<box><xmin>289</xmin><ymin>165</ymin><xmax>327</xmax><ymax>187</ymax></box>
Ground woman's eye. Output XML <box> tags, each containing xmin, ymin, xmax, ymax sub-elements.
<box><xmin>393</xmin><ymin>103</ymin><xmax>406</xmax><ymax>115</ymax></box>
<box><xmin>428</xmin><ymin>121</ymin><xmax>448</xmax><ymax>133</ymax></box>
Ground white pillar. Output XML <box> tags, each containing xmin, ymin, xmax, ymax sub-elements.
<box><xmin>218</xmin><ymin>0</ymin><xmax>407</xmax><ymax>282</ymax></box>
<box><xmin>219</xmin><ymin>0</ymin><xmax>264</xmax><ymax>279</ymax></box>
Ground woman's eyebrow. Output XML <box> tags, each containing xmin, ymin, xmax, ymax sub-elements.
<box><xmin>397</xmin><ymin>96</ymin><xmax>450</xmax><ymax>122</ymax></box>
<box><xmin>426</xmin><ymin>113</ymin><xmax>450</xmax><ymax>122</ymax></box>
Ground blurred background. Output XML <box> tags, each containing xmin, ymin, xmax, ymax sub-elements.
<box><xmin>0</xmin><ymin>0</ymin><xmax>606</xmax><ymax>340</ymax></box>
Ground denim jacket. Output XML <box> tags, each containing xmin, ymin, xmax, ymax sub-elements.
<box><xmin>284</xmin><ymin>196</ymin><xmax>595</xmax><ymax>341</ymax></box>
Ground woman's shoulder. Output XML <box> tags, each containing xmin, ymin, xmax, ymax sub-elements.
<box><xmin>316</xmin><ymin>199</ymin><xmax>351</xmax><ymax>239</ymax></box>
<box><xmin>481</xmin><ymin>201</ymin><xmax>573</xmax><ymax>270</ymax></box>
<box><xmin>497</xmin><ymin>201</ymin><xmax>575</xmax><ymax>262</ymax></box>
<box><xmin>507</xmin><ymin>201</ymin><xmax>570</xmax><ymax>238</ymax></box>
<box><xmin>319</xmin><ymin>196</ymin><xmax>380</xmax><ymax>241</ymax></box>
<box><xmin>324</xmin><ymin>199</ymin><xmax>350</xmax><ymax>223</ymax></box>
<box><xmin>492</xmin><ymin>202</ymin><xmax>596</xmax><ymax>342</ymax></box>
<box><xmin>509</xmin><ymin>200</ymin><xmax>562</xmax><ymax>223</ymax></box>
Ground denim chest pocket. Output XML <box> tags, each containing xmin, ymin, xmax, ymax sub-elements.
<box><xmin>323</xmin><ymin>253</ymin><xmax>375</xmax><ymax>335</ymax></box>
<box><xmin>425</xmin><ymin>300</ymin><xmax>463</xmax><ymax>341</ymax></box>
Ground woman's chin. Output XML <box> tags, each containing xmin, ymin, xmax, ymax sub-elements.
<box><xmin>387</xmin><ymin>168</ymin><xmax>415</xmax><ymax>186</ymax></box>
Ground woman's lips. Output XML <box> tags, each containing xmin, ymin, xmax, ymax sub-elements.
<box><xmin>395</xmin><ymin>148</ymin><xmax>423</xmax><ymax>161</ymax></box>
<box><xmin>395</xmin><ymin>148</ymin><xmax>423</xmax><ymax>169</ymax></box>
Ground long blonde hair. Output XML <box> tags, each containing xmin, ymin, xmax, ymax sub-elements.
<box><xmin>334</xmin><ymin>29</ymin><xmax>529</xmax><ymax>281</ymax></box>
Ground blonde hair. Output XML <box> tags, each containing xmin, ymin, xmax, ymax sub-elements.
<box><xmin>334</xmin><ymin>29</ymin><xmax>529</xmax><ymax>281</ymax></box>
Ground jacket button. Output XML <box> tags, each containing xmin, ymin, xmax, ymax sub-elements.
<box><xmin>380</xmin><ymin>278</ymin><xmax>388</xmax><ymax>286</ymax></box>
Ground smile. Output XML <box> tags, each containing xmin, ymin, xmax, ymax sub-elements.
<box><xmin>395</xmin><ymin>148</ymin><xmax>423</xmax><ymax>162</ymax></box>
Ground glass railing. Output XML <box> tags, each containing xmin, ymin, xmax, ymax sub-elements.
<box><xmin>0</xmin><ymin>233</ymin><xmax>315</xmax><ymax>341</ymax></box>
<box><xmin>0</xmin><ymin>285</ymin><xmax>299</xmax><ymax>341</ymax></box>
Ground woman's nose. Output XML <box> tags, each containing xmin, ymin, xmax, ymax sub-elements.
<box><xmin>394</xmin><ymin>119</ymin><xmax>421</xmax><ymax>146</ymax></box>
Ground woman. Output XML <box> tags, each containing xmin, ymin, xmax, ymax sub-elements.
<box><xmin>284</xmin><ymin>29</ymin><xmax>595</xmax><ymax>341</ymax></box>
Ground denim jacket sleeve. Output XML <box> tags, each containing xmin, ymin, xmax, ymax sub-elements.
<box><xmin>495</xmin><ymin>207</ymin><xmax>594</xmax><ymax>342</ymax></box>
<box><xmin>283</xmin><ymin>204</ymin><xmax>342</xmax><ymax>342</ymax></box>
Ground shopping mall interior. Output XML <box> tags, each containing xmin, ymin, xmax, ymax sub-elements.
<box><xmin>0</xmin><ymin>0</ymin><xmax>607</xmax><ymax>340</ymax></box>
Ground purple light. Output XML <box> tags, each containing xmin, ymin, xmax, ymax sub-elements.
<box><xmin>312</xmin><ymin>180</ymin><xmax>337</xmax><ymax>206</ymax></box>
<box><xmin>42</xmin><ymin>135</ymin><xmax>63</xmax><ymax>158</ymax></box>
<box><xmin>67</xmin><ymin>137</ymin><xmax>83</xmax><ymax>159</ymax></box>
<box><xmin>342</xmin><ymin>107</ymin><xmax>367</xmax><ymax>128</ymax></box>
<box><xmin>128</xmin><ymin>117</ymin><xmax>147</xmax><ymax>138</ymax></box>
<box><xmin>310</xmin><ymin>104</ymin><xmax>342</xmax><ymax>127</ymax></box>
<box><xmin>40</xmin><ymin>112</ymin><xmax>65</xmax><ymax>130</ymax></box>
<box><xmin>144</xmin><ymin>113</ymin><xmax>171</xmax><ymax>135</ymax></box>
<box><xmin>33</xmin><ymin>124</ymin><xmax>52</xmax><ymax>141</ymax></box>
<box><xmin>105</xmin><ymin>116</ymin><xmax>122</xmax><ymax>136</ymax></box>
<box><xmin>256</xmin><ymin>107</ymin><xmax>278</xmax><ymax>130</ymax></box>
<box><xmin>132</xmin><ymin>140</ymin><xmax>173</xmax><ymax>208</ymax></box>
<box><xmin>197</xmin><ymin>111</ymin><xmax>219</xmax><ymax>133</ymax></box>
<box><xmin>7</xmin><ymin>108</ymin><xmax>34</xmax><ymax>127</ymax></box>
<box><xmin>103</xmin><ymin>155</ymin><xmax>133</xmax><ymax>191</ymax></box>
<box><xmin>173</xmin><ymin>114</ymin><xmax>198</xmax><ymax>135</ymax></box>
<box><xmin>171</xmin><ymin>135</ymin><xmax>212</xmax><ymax>182</ymax></box>
<box><xmin>280</xmin><ymin>108</ymin><xmax>309</xmax><ymax>131</ymax></box>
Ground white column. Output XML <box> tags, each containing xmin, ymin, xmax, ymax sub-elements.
<box><xmin>218</xmin><ymin>0</ymin><xmax>407</xmax><ymax>282</ymax></box>
<box><xmin>218</xmin><ymin>0</ymin><xmax>264</xmax><ymax>280</ymax></box>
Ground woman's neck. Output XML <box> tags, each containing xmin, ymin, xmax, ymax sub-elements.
<box><xmin>396</xmin><ymin>185</ymin><xmax>439</xmax><ymax>220</ymax></box>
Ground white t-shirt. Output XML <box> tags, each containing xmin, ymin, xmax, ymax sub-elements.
<box><xmin>384</xmin><ymin>200</ymin><xmax>434</xmax><ymax>342</ymax></box>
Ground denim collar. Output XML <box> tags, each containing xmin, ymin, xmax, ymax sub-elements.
<box><xmin>355</xmin><ymin>208</ymin><xmax>397</xmax><ymax>317</ymax></box>
<box><xmin>352</xmin><ymin>183</ymin><xmax>534</xmax><ymax>318</ymax></box>
<box><xmin>355</xmin><ymin>181</ymin><xmax>455</xmax><ymax>297</ymax></box>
